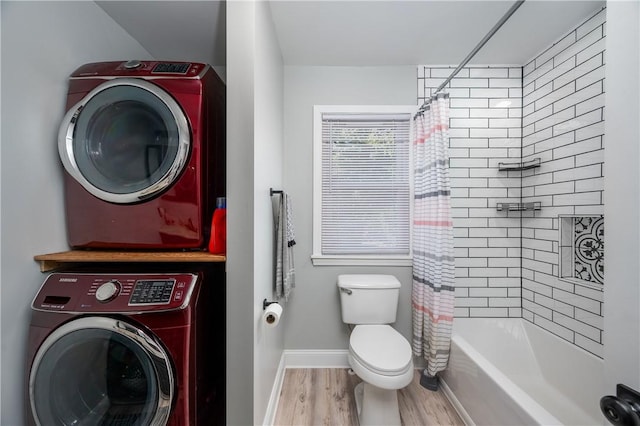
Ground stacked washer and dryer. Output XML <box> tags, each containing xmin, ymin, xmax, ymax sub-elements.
<box><xmin>26</xmin><ymin>61</ymin><xmax>226</xmax><ymax>426</ymax></box>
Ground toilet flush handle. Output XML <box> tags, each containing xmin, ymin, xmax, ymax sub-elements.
<box><xmin>340</xmin><ymin>288</ymin><xmax>353</xmax><ymax>295</ymax></box>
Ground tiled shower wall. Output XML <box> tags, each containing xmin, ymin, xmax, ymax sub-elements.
<box><xmin>521</xmin><ymin>8</ymin><xmax>605</xmax><ymax>358</ymax></box>
<box><xmin>418</xmin><ymin>66</ymin><xmax>525</xmax><ymax>318</ymax></box>
<box><xmin>417</xmin><ymin>7</ymin><xmax>606</xmax><ymax>357</ymax></box>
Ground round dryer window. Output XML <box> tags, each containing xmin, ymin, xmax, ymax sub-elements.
<box><xmin>29</xmin><ymin>316</ymin><xmax>174</xmax><ymax>426</ymax></box>
<box><xmin>58</xmin><ymin>79</ymin><xmax>191</xmax><ymax>204</ymax></box>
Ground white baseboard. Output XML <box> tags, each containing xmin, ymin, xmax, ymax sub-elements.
<box><xmin>440</xmin><ymin>378</ymin><xmax>475</xmax><ymax>426</ymax></box>
<box><xmin>282</xmin><ymin>349</ymin><xmax>350</xmax><ymax>368</ymax></box>
<box><xmin>262</xmin><ymin>354</ymin><xmax>287</xmax><ymax>426</ymax></box>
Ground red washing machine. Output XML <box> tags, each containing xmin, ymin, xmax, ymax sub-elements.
<box><xmin>25</xmin><ymin>269</ymin><xmax>225</xmax><ymax>425</ymax></box>
<box><xmin>58</xmin><ymin>60</ymin><xmax>225</xmax><ymax>249</ymax></box>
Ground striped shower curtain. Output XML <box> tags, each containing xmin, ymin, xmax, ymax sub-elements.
<box><xmin>412</xmin><ymin>93</ymin><xmax>455</xmax><ymax>391</ymax></box>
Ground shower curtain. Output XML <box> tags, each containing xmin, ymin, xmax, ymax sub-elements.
<box><xmin>412</xmin><ymin>92</ymin><xmax>455</xmax><ymax>391</ymax></box>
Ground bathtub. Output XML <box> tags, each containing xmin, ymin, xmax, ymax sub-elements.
<box><xmin>440</xmin><ymin>318</ymin><xmax>604</xmax><ymax>426</ymax></box>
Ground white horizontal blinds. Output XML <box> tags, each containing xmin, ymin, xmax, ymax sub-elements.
<box><xmin>321</xmin><ymin>113</ymin><xmax>411</xmax><ymax>255</ymax></box>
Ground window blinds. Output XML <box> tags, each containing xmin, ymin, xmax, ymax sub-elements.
<box><xmin>321</xmin><ymin>113</ymin><xmax>411</xmax><ymax>255</ymax></box>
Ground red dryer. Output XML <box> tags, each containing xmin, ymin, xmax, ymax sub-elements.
<box><xmin>26</xmin><ymin>270</ymin><xmax>225</xmax><ymax>425</ymax></box>
<box><xmin>58</xmin><ymin>61</ymin><xmax>225</xmax><ymax>249</ymax></box>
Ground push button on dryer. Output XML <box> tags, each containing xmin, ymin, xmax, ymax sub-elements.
<box><xmin>95</xmin><ymin>281</ymin><xmax>120</xmax><ymax>303</ymax></box>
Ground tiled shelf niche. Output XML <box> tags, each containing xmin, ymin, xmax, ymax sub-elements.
<box><xmin>559</xmin><ymin>215</ymin><xmax>604</xmax><ymax>288</ymax></box>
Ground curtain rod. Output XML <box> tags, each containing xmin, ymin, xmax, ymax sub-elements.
<box><xmin>416</xmin><ymin>0</ymin><xmax>525</xmax><ymax>117</ymax></box>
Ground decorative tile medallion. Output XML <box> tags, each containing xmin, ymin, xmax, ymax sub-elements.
<box><xmin>573</xmin><ymin>217</ymin><xmax>604</xmax><ymax>285</ymax></box>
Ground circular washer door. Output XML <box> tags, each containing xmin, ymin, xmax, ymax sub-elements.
<box><xmin>58</xmin><ymin>78</ymin><xmax>191</xmax><ymax>204</ymax></box>
<box><xmin>29</xmin><ymin>316</ymin><xmax>174</xmax><ymax>426</ymax></box>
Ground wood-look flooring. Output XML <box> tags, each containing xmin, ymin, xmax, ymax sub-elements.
<box><xmin>273</xmin><ymin>368</ymin><xmax>464</xmax><ymax>426</ymax></box>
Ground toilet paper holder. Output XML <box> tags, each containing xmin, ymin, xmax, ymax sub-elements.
<box><xmin>601</xmin><ymin>384</ymin><xmax>640</xmax><ymax>426</ymax></box>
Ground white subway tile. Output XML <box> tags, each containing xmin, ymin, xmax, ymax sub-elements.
<box><xmin>469</xmin><ymin>247</ymin><xmax>507</xmax><ymax>258</ymax></box>
<box><xmin>524</xmin><ymin>58</ymin><xmax>553</xmax><ymax>87</ymax></box>
<box><xmin>470</xmin><ymin>108</ymin><xmax>509</xmax><ymax>118</ymax></box>
<box><xmin>449</xmin><ymin>158</ymin><xmax>489</xmax><ymax>168</ymax></box>
<box><xmin>574</xmin><ymin>284</ymin><xmax>604</xmax><ymax>302</ymax></box>
<box><xmin>509</xmin><ymin>88</ymin><xmax>522</xmax><ymax>98</ymax></box>
<box><xmin>450</xmin><ymin>177</ymin><xmax>488</xmax><ymax>188</ymax></box>
<box><xmin>576</xmin><ymin>9</ymin><xmax>606</xmax><ymax>40</ymax></box>
<box><xmin>451</xmin><ymin>198</ymin><xmax>487</xmax><ymax>208</ymax></box>
<box><xmin>450</xmin><ymin>118</ymin><xmax>489</xmax><ymax>128</ymax></box>
<box><xmin>537</xmin><ymin>56</ymin><xmax>577</xmax><ymax>89</ymax></box>
<box><xmin>453</xmin><ymin>218</ymin><xmax>489</xmax><ymax>228</ymax></box>
<box><xmin>468</xmin><ymin>207</ymin><xmax>499</xmax><ymax>217</ymax></box>
<box><xmin>448</xmin><ymin>87</ymin><xmax>471</xmax><ymax>98</ymax></box>
<box><xmin>523</xmin><ymin>104</ymin><xmax>553</xmax><ymax>128</ymax></box>
<box><xmin>489</xmin><ymin>138</ymin><xmax>520</xmax><ymax>148</ymax></box>
<box><xmin>455</xmin><ymin>277</ymin><xmax>489</xmax><ymax>287</ymax></box>
<box><xmin>488</xmin><ymin>257</ymin><xmax>521</xmax><ymax>268</ymax></box>
<box><xmin>470</xmin><ymin>128</ymin><xmax>509</xmax><ymax>138</ymax></box>
<box><xmin>554</xmin><ymin>312</ymin><xmax>601</xmax><ymax>341</ymax></box>
<box><xmin>523</xmin><ymin>309</ymin><xmax>535</xmax><ymax>322</ymax></box>
<box><xmin>555</xmin><ymin>25</ymin><xmax>603</xmax><ymax>66</ymax></box>
<box><xmin>575</xmin><ymin>177</ymin><xmax>604</xmax><ymax>193</ymax></box>
<box><xmin>575</xmin><ymin>149</ymin><xmax>604</xmax><ymax>167</ymax></box>
<box><xmin>488</xmin><ymin>238</ymin><xmax>521</xmax><ymax>248</ymax></box>
<box><xmin>469</xmin><ymin>307</ymin><xmax>509</xmax><ymax>317</ymax></box>
<box><xmin>450</xmin><ymin>78</ymin><xmax>489</xmax><ymax>88</ymax></box>
<box><xmin>576</xmin><ymin>65</ymin><xmax>605</xmax><ymax>91</ymax></box>
<box><xmin>449</xmin><ymin>168</ymin><xmax>470</xmax><ymax>178</ymax></box>
<box><xmin>575</xmin><ymin>94</ymin><xmax>604</xmax><ymax>116</ymax></box>
<box><xmin>537</xmin><ymin>82</ymin><xmax>576</xmax><ymax>111</ymax></box>
<box><xmin>523</xmin><ymin>60</ymin><xmax>536</xmax><ymax>77</ymax></box>
<box><xmin>489</xmin><ymin>298</ymin><xmax>521</xmax><ymax>308</ymax></box>
<box><xmin>536</xmin><ymin>31</ymin><xmax>576</xmax><ymax>67</ymax></box>
<box><xmin>490</xmin><ymin>294</ymin><xmax>521</xmax><ymax>308</ymax></box>
<box><xmin>553</xmin><ymin>80</ymin><xmax>602</xmax><ymax>113</ymax></box>
<box><xmin>534</xmin><ymin>131</ymin><xmax>576</xmax><ymax>154</ymax></box>
<box><xmin>575</xmin><ymin>120</ymin><xmax>604</xmax><ymax>142</ymax></box>
<box><xmin>575</xmin><ymin>307</ymin><xmax>604</xmax><ymax>330</ymax></box>
<box><xmin>469</xmin><ymin>68</ymin><xmax>509</xmax><ymax>78</ymax></box>
<box><xmin>553</xmin><ymin>164</ymin><xmax>602</xmax><ymax>183</ymax></box>
<box><xmin>533</xmin><ymin>316</ymin><xmax>574</xmax><ymax>341</ymax></box>
<box><xmin>534</xmin><ymin>249</ymin><xmax>558</xmax><ymax>265</ymax></box>
<box><xmin>455</xmin><ymin>287</ymin><xmax>469</xmax><ymax>297</ymax></box>
<box><xmin>451</xmin><ymin>208</ymin><xmax>470</xmax><ymax>218</ymax></box>
<box><xmin>470</xmin><ymin>88</ymin><xmax>510</xmax><ymax>98</ymax></box>
<box><xmin>535</xmin><ymin>107</ymin><xmax>576</xmax><ymax>133</ymax></box>
<box><xmin>523</xmin><ymin>279</ymin><xmax>554</xmax><ymax>297</ymax></box>
<box><xmin>523</xmin><ymin>82</ymin><xmax>553</xmax><ymax>107</ymax></box>
<box><xmin>574</xmin><ymin>334</ymin><xmax>603</xmax><ymax>358</ymax></box>
<box><xmin>553</xmin><ymin>54</ymin><xmax>602</xmax><ymax>90</ymax></box>
<box><xmin>535</xmin><ymin>294</ymin><xmax>574</xmax><ymax>316</ymax></box>
<box><xmin>455</xmin><ymin>267</ymin><xmax>470</xmax><ymax>278</ymax></box>
<box><xmin>453</xmin><ymin>227</ymin><xmax>469</xmax><ymax>238</ymax></box>
<box><xmin>450</xmin><ymin>138</ymin><xmax>489</xmax><ymax>148</ymax></box>
<box><xmin>522</xmin><ymin>238</ymin><xmax>554</xmax><ymax>251</ymax></box>
<box><xmin>523</xmin><ymin>299</ymin><xmax>553</xmax><ymax>320</ymax></box>
<box><xmin>449</xmin><ymin>128</ymin><xmax>470</xmax><ymax>138</ymax></box>
<box><xmin>534</xmin><ymin>181</ymin><xmax>575</xmax><ymax>196</ymax></box>
<box><xmin>455</xmin><ymin>257</ymin><xmax>488</xmax><ymax>267</ymax></box>
<box><xmin>449</xmin><ymin>108</ymin><xmax>470</xmax><ymax>118</ymax></box>
<box><xmin>489</xmin><ymin>118</ymin><xmax>522</xmax><ymax>128</ymax></box>
<box><xmin>424</xmin><ymin>78</ymin><xmax>447</xmax><ymax>88</ymax></box>
<box><xmin>574</xmin><ymin>205</ymin><xmax>604</xmax><ymax>215</ymax></box>
<box><xmin>454</xmin><ymin>307</ymin><xmax>470</xmax><ymax>317</ymax></box>
<box><xmin>553</xmin><ymin>109</ymin><xmax>602</xmax><ymax>137</ymax></box>
<box><xmin>490</xmin><ymin>78</ymin><xmax>521</xmax><ymax>88</ymax></box>
<box><xmin>456</xmin><ymin>298</ymin><xmax>489</xmax><ymax>307</ymax></box>
<box><xmin>469</xmin><ymin>188</ymin><xmax>508</xmax><ymax>198</ymax></box>
<box><xmin>470</xmin><ymin>287</ymin><xmax>508</xmax><ymax>297</ymax></box>
<box><xmin>523</xmin><ymin>258</ymin><xmax>554</xmax><ymax>274</ymax></box>
<box><xmin>450</xmin><ymin>98</ymin><xmax>488</xmax><ymax>108</ymax></box>
<box><xmin>489</xmin><ymin>277</ymin><xmax>521</xmax><ymax>287</ymax></box>
<box><xmin>488</xmin><ymin>217</ymin><xmax>521</xmax><ymax>228</ymax></box>
<box><xmin>523</xmin><ymin>127</ymin><xmax>554</xmax><ymax>147</ymax></box>
<box><xmin>509</xmin><ymin>67</ymin><xmax>522</xmax><ymax>78</ymax></box>
<box><xmin>430</xmin><ymin>67</ymin><xmax>467</xmax><ymax>78</ymax></box>
<box><xmin>576</xmin><ymin>37</ymin><xmax>606</xmax><ymax>66</ymax></box>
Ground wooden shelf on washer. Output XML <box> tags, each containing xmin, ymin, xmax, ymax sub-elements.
<box><xmin>34</xmin><ymin>250</ymin><xmax>226</xmax><ymax>272</ymax></box>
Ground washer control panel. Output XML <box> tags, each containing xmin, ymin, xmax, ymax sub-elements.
<box><xmin>32</xmin><ymin>273</ymin><xmax>199</xmax><ymax>313</ymax></box>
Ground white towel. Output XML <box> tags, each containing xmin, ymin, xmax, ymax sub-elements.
<box><xmin>276</xmin><ymin>193</ymin><xmax>296</xmax><ymax>301</ymax></box>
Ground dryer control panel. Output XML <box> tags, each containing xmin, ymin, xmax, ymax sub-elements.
<box><xmin>32</xmin><ymin>273</ymin><xmax>199</xmax><ymax>313</ymax></box>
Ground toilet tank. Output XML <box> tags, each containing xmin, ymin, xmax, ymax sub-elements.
<box><xmin>337</xmin><ymin>274</ymin><xmax>401</xmax><ymax>324</ymax></box>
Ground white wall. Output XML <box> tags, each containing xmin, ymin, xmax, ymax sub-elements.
<box><xmin>603</xmin><ymin>0</ymin><xmax>640</xmax><ymax>392</ymax></box>
<box><xmin>0</xmin><ymin>1</ymin><xmax>152</xmax><ymax>424</ymax></box>
<box><xmin>283</xmin><ymin>66</ymin><xmax>416</xmax><ymax>349</ymax></box>
<box><xmin>226</xmin><ymin>2</ymin><xmax>285</xmax><ymax>424</ymax></box>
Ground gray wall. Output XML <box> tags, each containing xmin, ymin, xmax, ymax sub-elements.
<box><xmin>226</xmin><ymin>2</ymin><xmax>285</xmax><ymax>424</ymax></box>
<box><xmin>603</xmin><ymin>0</ymin><xmax>640</xmax><ymax>392</ymax></box>
<box><xmin>282</xmin><ymin>66</ymin><xmax>416</xmax><ymax>349</ymax></box>
<box><xmin>0</xmin><ymin>2</ymin><xmax>152</xmax><ymax>423</ymax></box>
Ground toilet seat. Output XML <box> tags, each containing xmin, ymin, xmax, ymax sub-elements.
<box><xmin>349</xmin><ymin>325</ymin><xmax>412</xmax><ymax>376</ymax></box>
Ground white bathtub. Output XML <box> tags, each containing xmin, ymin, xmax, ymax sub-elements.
<box><xmin>441</xmin><ymin>318</ymin><xmax>604</xmax><ymax>426</ymax></box>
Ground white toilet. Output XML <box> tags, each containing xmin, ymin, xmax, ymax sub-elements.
<box><xmin>337</xmin><ymin>274</ymin><xmax>414</xmax><ymax>426</ymax></box>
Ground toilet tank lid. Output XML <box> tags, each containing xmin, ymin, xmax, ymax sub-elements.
<box><xmin>337</xmin><ymin>274</ymin><xmax>401</xmax><ymax>289</ymax></box>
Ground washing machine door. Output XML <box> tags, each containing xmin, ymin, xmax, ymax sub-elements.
<box><xmin>58</xmin><ymin>78</ymin><xmax>191</xmax><ymax>204</ymax></box>
<box><xmin>29</xmin><ymin>316</ymin><xmax>174</xmax><ymax>426</ymax></box>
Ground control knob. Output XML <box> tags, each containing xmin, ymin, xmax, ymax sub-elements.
<box><xmin>96</xmin><ymin>281</ymin><xmax>120</xmax><ymax>303</ymax></box>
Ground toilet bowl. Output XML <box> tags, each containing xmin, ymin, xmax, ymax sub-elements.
<box><xmin>349</xmin><ymin>325</ymin><xmax>414</xmax><ymax>425</ymax></box>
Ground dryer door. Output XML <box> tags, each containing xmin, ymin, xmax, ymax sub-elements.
<box><xmin>58</xmin><ymin>78</ymin><xmax>191</xmax><ymax>204</ymax></box>
<box><xmin>29</xmin><ymin>316</ymin><xmax>174</xmax><ymax>426</ymax></box>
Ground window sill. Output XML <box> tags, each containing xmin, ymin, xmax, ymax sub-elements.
<box><xmin>311</xmin><ymin>255</ymin><xmax>412</xmax><ymax>267</ymax></box>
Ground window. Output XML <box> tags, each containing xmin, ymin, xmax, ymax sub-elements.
<box><xmin>312</xmin><ymin>105</ymin><xmax>414</xmax><ymax>266</ymax></box>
